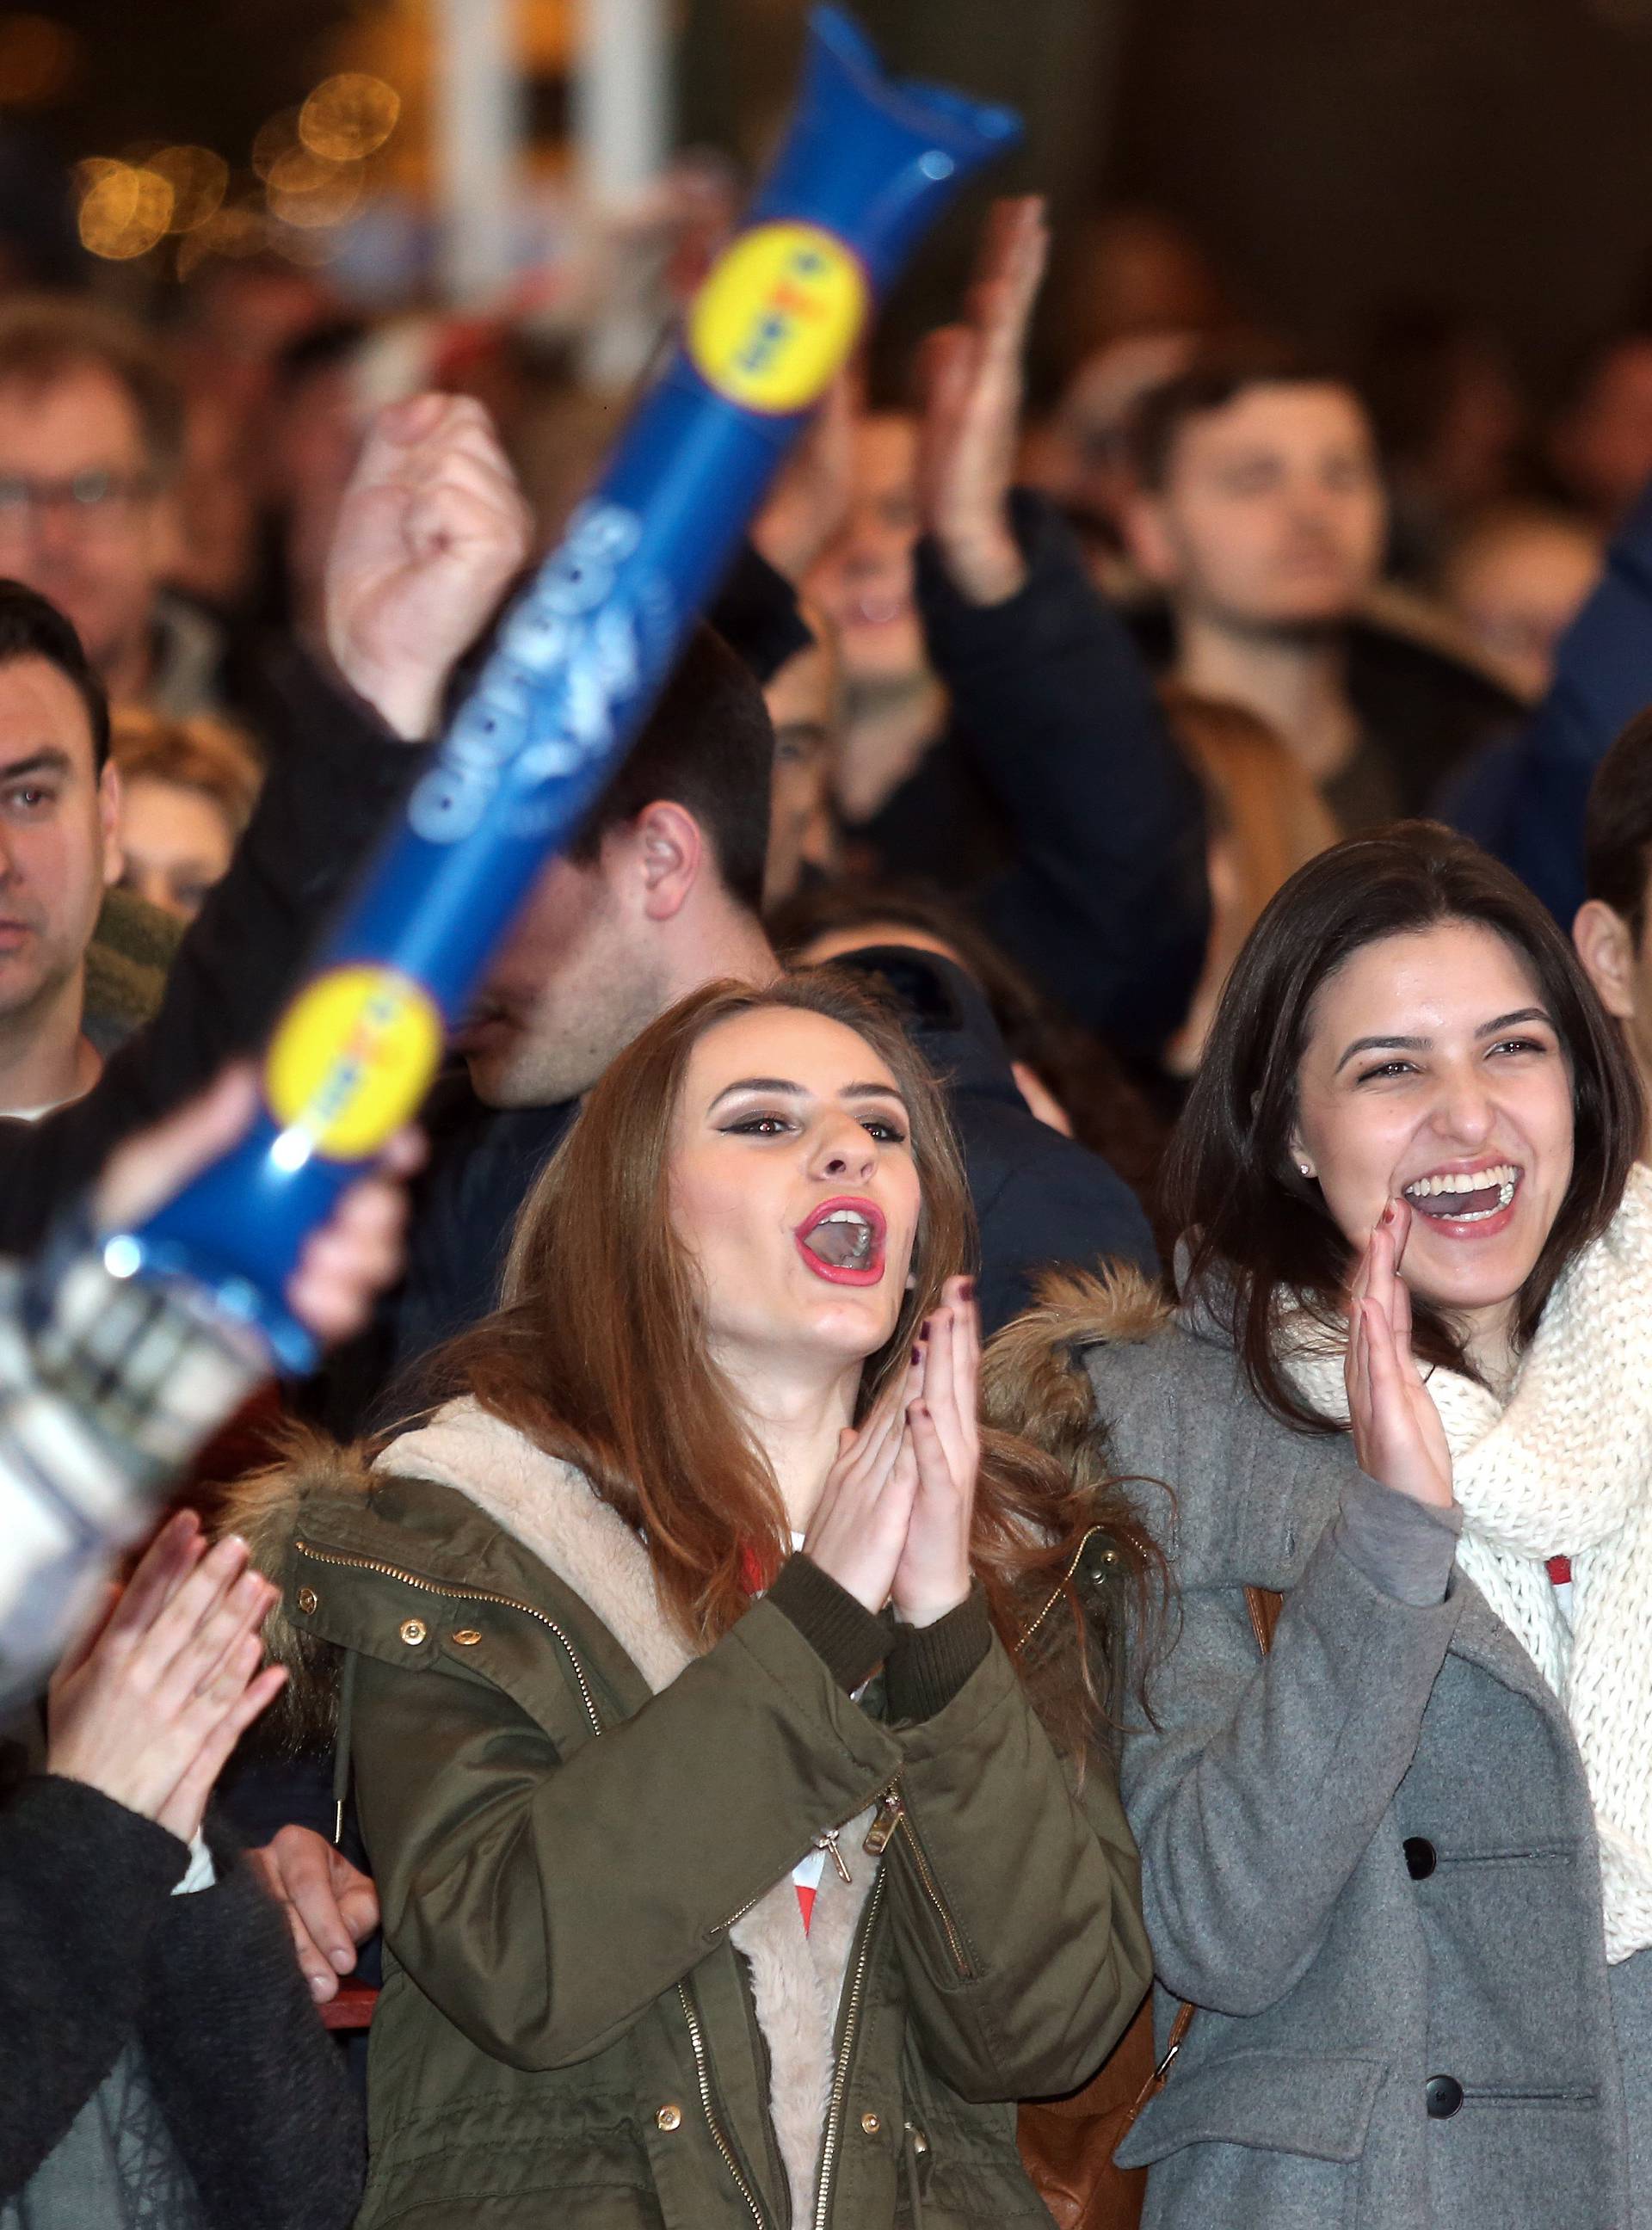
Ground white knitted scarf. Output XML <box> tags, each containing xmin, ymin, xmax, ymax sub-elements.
<box><xmin>1281</xmin><ymin>1160</ymin><xmax>1652</xmax><ymax>1962</ymax></box>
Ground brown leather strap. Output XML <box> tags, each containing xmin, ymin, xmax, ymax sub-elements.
<box><xmin>1245</xmin><ymin>1584</ymin><xmax>1284</xmax><ymax>1658</ymax></box>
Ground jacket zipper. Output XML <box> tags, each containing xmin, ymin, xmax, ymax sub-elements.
<box><xmin>862</xmin><ymin>1785</ymin><xmax>972</xmax><ymax>1980</ymax></box>
<box><xmin>712</xmin><ymin>1810</ymin><xmax>863</xmax><ymax>1937</ymax></box>
<box><xmin>292</xmin><ymin>1537</ymin><xmax>604</xmax><ymax>1739</ymax></box>
<box><xmin>678</xmin><ymin>1978</ymin><xmax>771</xmax><ymax>2229</ymax></box>
<box><xmin>1018</xmin><ymin>1524</ymin><xmax>1106</xmax><ymax>1654</ymax></box>
<box><xmin>812</xmin><ymin>1867</ymin><xmax>888</xmax><ymax>2230</ymax></box>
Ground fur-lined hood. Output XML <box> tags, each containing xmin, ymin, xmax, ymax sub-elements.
<box><xmin>980</xmin><ymin>1260</ymin><xmax>1173</xmax><ymax>1456</ymax></box>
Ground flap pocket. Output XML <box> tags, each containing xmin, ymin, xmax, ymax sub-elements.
<box><xmin>1113</xmin><ymin>2048</ymin><xmax>1386</xmax><ymax>2170</ymax></box>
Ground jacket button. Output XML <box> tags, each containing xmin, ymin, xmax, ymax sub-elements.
<box><xmin>1426</xmin><ymin>2075</ymin><xmax>1464</xmax><ymax>2118</ymax></box>
<box><xmin>399</xmin><ymin>1618</ymin><xmax>428</xmax><ymax>1647</ymax></box>
<box><xmin>656</xmin><ymin>2105</ymin><xmax>682</xmax><ymax>2133</ymax></box>
<box><xmin>1404</xmin><ymin>1837</ymin><xmax>1437</xmax><ymax>1880</ymax></box>
<box><xmin>860</xmin><ymin>2112</ymin><xmax>881</xmax><ymax>2136</ymax></box>
<box><xmin>296</xmin><ymin>1587</ymin><xmax>317</xmax><ymax>1616</ymax></box>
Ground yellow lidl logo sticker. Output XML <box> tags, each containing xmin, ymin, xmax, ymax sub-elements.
<box><xmin>688</xmin><ymin>221</ymin><xmax>867</xmax><ymax>415</ymax></box>
<box><xmin>265</xmin><ymin>965</ymin><xmax>441</xmax><ymax>1160</ymax></box>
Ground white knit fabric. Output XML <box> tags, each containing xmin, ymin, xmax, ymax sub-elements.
<box><xmin>1283</xmin><ymin>1161</ymin><xmax>1652</xmax><ymax>1962</ymax></box>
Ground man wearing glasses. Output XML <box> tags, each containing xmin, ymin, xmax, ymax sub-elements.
<box><xmin>0</xmin><ymin>299</ymin><xmax>211</xmax><ymax>720</ymax></box>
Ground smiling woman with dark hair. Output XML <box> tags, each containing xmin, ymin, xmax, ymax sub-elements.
<box><xmin>235</xmin><ymin>966</ymin><xmax>1152</xmax><ymax>2230</ymax></box>
<box><xmin>987</xmin><ymin>820</ymin><xmax>1652</xmax><ymax>2230</ymax></box>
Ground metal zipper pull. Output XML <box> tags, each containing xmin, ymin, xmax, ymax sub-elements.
<box><xmin>864</xmin><ymin>1787</ymin><xmax>903</xmax><ymax>1855</ymax></box>
<box><xmin>817</xmin><ymin>1828</ymin><xmax>853</xmax><ymax>1884</ymax></box>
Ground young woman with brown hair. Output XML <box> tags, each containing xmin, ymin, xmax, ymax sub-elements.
<box><xmin>988</xmin><ymin>821</ymin><xmax>1652</xmax><ymax>2230</ymax></box>
<box><xmin>237</xmin><ymin>969</ymin><xmax>1151</xmax><ymax>2230</ymax></box>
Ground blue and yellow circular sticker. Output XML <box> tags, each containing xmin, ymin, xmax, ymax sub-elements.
<box><xmin>688</xmin><ymin>221</ymin><xmax>867</xmax><ymax>416</ymax></box>
<box><xmin>265</xmin><ymin>964</ymin><xmax>442</xmax><ymax>1161</ymax></box>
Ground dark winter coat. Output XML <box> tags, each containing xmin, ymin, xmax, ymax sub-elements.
<box><xmin>0</xmin><ymin>1735</ymin><xmax>362</xmax><ymax>2229</ymax></box>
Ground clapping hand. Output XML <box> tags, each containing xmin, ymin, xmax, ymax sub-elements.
<box><xmin>1345</xmin><ymin>1199</ymin><xmax>1454</xmax><ymax>1511</ymax></box>
<box><xmin>915</xmin><ymin>196</ymin><xmax>1049</xmax><ymax>607</ymax></box>
<box><xmin>804</xmin><ymin>1275</ymin><xmax>982</xmax><ymax>1626</ymax></box>
<box><xmin>325</xmin><ymin>392</ymin><xmax>534</xmax><ymax>742</ymax></box>
<box><xmin>47</xmin><ymin>1511</ymin><xmax>286</xmax><ymax>1845</ymax></box>
<box><xmin>803</xmin><ymin>1340</ymin><xmax>926</xmax><ymax>1615</ymax></box>
<box><xmin>891</xmin><ymin>1277</ymin><xmax>982</xmax><ymax>1627</ymax></box>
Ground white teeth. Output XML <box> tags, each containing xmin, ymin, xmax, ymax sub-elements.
<box><xmin>821</xmin><ymin>1209</ymin><xmax>870</xmax><ymax>1225</ymax></box>
<box><xmin>1402</xmin><ymin>1163</ymin><xmax>1519</xmax><ymax>1201</ymax></box>
<box><xmin>1401</xmin><ymin>1164</ymin><xmax>1519</xmax><ymax>1221</ymax></box>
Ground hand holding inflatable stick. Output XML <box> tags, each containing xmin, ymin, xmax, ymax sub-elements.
<box><xmin>116</xmin><ymin>9</ymin><xmax>1020</xmax><ymax>1368</ymax></box>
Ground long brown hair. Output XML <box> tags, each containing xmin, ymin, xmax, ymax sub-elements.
<box><xmin>422</xmin><ymin>969</ymin><xmax>1156</xmax><ymax>1752</ymax></box>
<box><xmin>1167</xmin><ymin>822</ymin><xmax>1644</xmax><ymax>1432</ymax></box>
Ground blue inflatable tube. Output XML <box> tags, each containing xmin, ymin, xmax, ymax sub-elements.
<box><xmin>115</xmin><ymin>9</ymin><xmax>1020</xmax><ymax>1369</ymax></box>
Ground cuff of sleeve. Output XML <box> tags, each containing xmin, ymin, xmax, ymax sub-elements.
<box><xmin>885</xmin><ymin>1586</ymin><xmax>993</xmax><ymax>1722</ymax></box>
<box><xmin>764</xmin><ymin>1555</ymin><xmax>890</xmax><ymax>1693</ymax></box>
<box><xmin>1335</xmin><ymin>1470</ymin><xmax>1463</xmax><ymax>1606</ymax></box>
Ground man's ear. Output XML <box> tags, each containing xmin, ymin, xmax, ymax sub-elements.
<box><xmin>1574</xmin><ymin>898</ymin><xmax>1639</xmax><ymax>1022</ymax></box>
<box><xmin>634</xmin><ymin>799</ymin><xmax>703</xmax><ymax>923</ymax></box>
<box><xmin>97</xmin><ymin>760</ymin><xmax>123</xmax><ymax>889</ymax></box>
<box><xmin>1121</xmin><ymin>490</ymin><xmax>1180</xmax><ymax>588</ymax></box>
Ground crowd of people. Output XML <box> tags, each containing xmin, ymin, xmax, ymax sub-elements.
<box><xmin>6</xmin><ymin>138</ymin><xmax>1652</xmax><ymax>2230</ymax></box>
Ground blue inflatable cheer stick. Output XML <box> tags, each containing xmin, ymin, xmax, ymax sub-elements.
<box><xmin>114</xmin><ymin>8</ymin><xmax>1019</xmax><ymax>1370</ymax></box>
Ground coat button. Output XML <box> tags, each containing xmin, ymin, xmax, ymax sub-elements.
<box><xmin>1426</xmin><ymin>2075</ymin><xmax>1464</xmax><ymax>2118</ymax></box>
<box><xmin>1404</xmin><ymin>1837</ymin><xmax>1437</xmax><ymax>1880</ymax></box>
<box><xmin>860</xmin><ymin>2111</ymin><xmax>881</xmax><ymax>2136</ymax></box>
<box><xmin>656</xmin><ymin>2104</ymin><xmax>682</xmax><ymax>2133</ymax></box>
<box><xmin>296</xmin><ymin>1587</ymin><xmax>317</xmax><ymax>1616</ymax></box>
<box><xmin>399</xmin><ymin>1618</ymin><xmax>428</xmax><ymax>1647</ymax></box>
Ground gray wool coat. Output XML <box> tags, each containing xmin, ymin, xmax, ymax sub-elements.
<box><xmin>1081</xmin><ymin>1309</ymin><xmax>1652</xmax><ymax>2230</ymax></box>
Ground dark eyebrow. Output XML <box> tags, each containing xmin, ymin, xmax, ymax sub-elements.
<box><xmin>1334</xmin><ymin>1008</ymin><xmax>1556</xmax><ymax>1075</ymax></box>
<box><xmin>706</xmin><ymin>1076</ymin><xmax>909</xmax><ymax>1112</ymax></box>
<box><xmin>1334</xmin><ymin>1034</ymin><xmax>1427</xmax><ymax>1075</ymax></box>
<box><xmin>0</xmin><ymin>747</ymin><xmax>71</xmax><ymax>784</ymax></box>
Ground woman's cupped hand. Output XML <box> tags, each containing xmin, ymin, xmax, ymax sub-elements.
<box><xmin>803</xmin><ymin>1274</ymin><xmax>981</xmax><ymax>1627</ymax></box>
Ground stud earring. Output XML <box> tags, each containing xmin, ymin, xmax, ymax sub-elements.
<box><xmin>1298</xmin><ymin>1162</ymin><xmax>1313</xmax><ymax>1178</ymax></box>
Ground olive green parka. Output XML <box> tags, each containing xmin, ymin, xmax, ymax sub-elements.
<box><xmin>235</xmin><ymin>1397</ymin><xmax>1150</xmax><ymax>2230</ymax></box>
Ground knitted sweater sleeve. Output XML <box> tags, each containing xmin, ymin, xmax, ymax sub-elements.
<box><xmin>0</xmin><ymin>1774</ymin><xmax>187</xmax><ymax>2203</ymax></box>
<box><xmin>139</xmin><ymin>1823</ymin><xmax>366</xmax><ymax>2230</ymax></box>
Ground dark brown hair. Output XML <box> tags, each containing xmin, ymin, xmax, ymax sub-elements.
<box><xmin>0</xmin><ymin>296</ymin><xmax>185</xmax><ymax>480</ymax></box>
<box><xmin>1128</xmin><ymin>347</ymin><xmax>1366</xmax><ymax>493</ymax></box>
<box><xmin>1586</xmin><ymin>706</ymin><xmax>1652</xmax><ymax>946</ymax></box>
<box><xmin>1166</xmin><ymin>821</ymin><xmax>1643</xmax><ymax>1431</ymax></box>
<box><xmin>564</xmin><ymin>624</ymin><xmax>774</xmax><ymax>915</ymax></box>
<box><xmin>421</xmin><ymin>968</ymin><xmax>1158</xmax><ymax>1752</ymax></box>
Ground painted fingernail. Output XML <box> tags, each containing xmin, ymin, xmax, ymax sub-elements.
<box><xmin>960</xmin><ymin>1277</ymin><xmax>976</xmax><ymax>1300</ymax></box>
<box><xmin>910</xmin><ymin>1346</ymin><xmax>924</xmax><ymax>1365</ymax></box>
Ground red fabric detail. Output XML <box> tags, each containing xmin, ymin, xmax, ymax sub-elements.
<box><xmin>1547</xmin><ymin>1555</ymin><xmax>1573</xmax><ymax>1586</ymax></box>
<box><xmin>739</xmin><ymin>1544</ymin><xmax>773</xmax><ymax>1597</ymax></box>
<box><xmin>794</xmin><ymin>1881</ymin><xmax>817</xmax><ymax>1934</ymax></box>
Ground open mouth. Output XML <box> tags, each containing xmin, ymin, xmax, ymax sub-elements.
<box><xmin>795</xmin><ymin>1197</ymin><xmax>887</xmax><ymax>1285</ymax></box>
<box><xmin>1402</xmin><ymin>1161</ymin><xmax>1520</xmax><ymax>1225</ymax></box>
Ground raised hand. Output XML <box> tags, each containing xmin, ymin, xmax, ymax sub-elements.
<box><xmin>751</xmin><ymin>372</ymin><xmax>855</xmax><ymax>584</ymax></box>
<box><xmin>91</xmin><ymin>1064</ymin><xmax>423</xmax><ymax>1353</ymax></box>
<box><xmin>325</xmin><ymin>392</ymin><xmax>534</xmax><ymax>741</ymax></box>
<box><xmin>915</xmin><ymin>195</ymin><xmax>1049</xmax><ymax>607</ymax></box>
<box><xmin>892</xmin><ymin>1276</ymin><xmax>982</xmax><ymax>1627</ymax></box>
<box><xmin>1345</xmin><ymin>1199</ymin><xmax>1455</xmax><ymax>1511</ymax></box>
<box><xmin>803</xmin><ymin>1343</ymin><xmax>926</xmax><ymax>1614</ymax></box>
<box><xmin>47</xmin><ymin>1510</ymin><xmax>287</xmax><ymax>1843</ymax></box>
<box><xmin>248</xmin><ymin>1827</ymin><xmax>380</xmax><ymax>2003</ymax></box>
